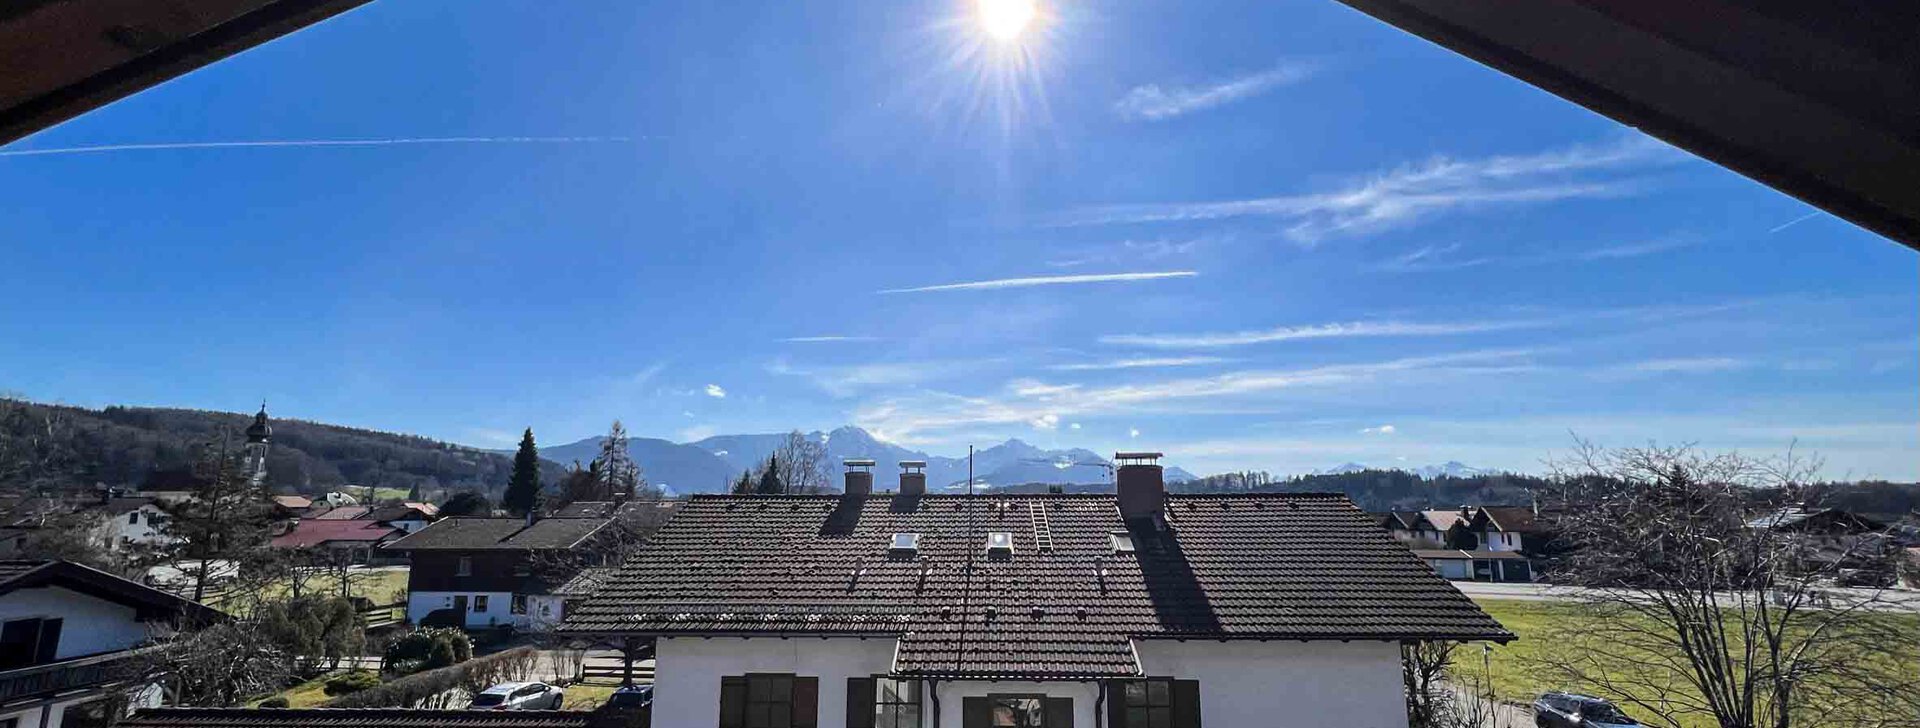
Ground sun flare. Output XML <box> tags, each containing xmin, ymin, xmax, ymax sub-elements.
<box><xmin>977</xmin><ymin>0</ymin><xmax>1037</xmax><ymax>41</ymax></box>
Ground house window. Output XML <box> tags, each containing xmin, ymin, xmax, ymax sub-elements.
<box><xmin>511</xmin><ymin>595</ymin><xmax>527</xmax><ymax>615</ymax></box>
<box><xmin>720</xmin><ymin>673</ymin><xmax>818</xmax><ymax>728</ymax></box>
<box><xmin>872</xmin><ymin>678</ymin><xmax>922</xmax><ymax>728</ymax></box>
<box><xmin>472</xmin><ymin>595</ymin><xmax>488</xmax><ymax>612</ymax></box>
<box><xmin>128</xmin><ymin>512</ymin><xmax>140</xmax><ymax>524</ymax></box>
<box><xmin>1111</xmin><ymin>679</ymin><xmax>1201</xmax><ymax>728</ymax></box>
<box><xmin>60</xmin><ymin>698</ymin><xmax>119</xmax><ymax>728</ymax></box>
<box><xmin>0</xmin><ymin>617</ymin><xmax>62</xmax><ymax>669</ymax></box>
<box><xmin>456</xmin><ymin>556</ymin><xmax>472</xmax><ymax>576</ymax></box>
<box><xmin>961</xmin><ymin>694</ymin><xmax>1063</xmax><ymax>728</ymax></box>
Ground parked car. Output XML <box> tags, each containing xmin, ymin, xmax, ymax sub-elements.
<box><xmin>1534</xmin><ymin>692</ymin><xmax>1638</xmax><ymax>727</ymax></box>
<box><xmin>1838</xmin><ymin>567</ymin><xmax>1896</xmax><ymax>588</ymax></box>
<box><xmin>604</xmin><ymin>684</ymin><xmax>654</xmax><ymax>709</ymax></box>
<box><xmin>470</xmin><ymin>681</ymin><xmax>564</xmax><ymax>710</ymax></box>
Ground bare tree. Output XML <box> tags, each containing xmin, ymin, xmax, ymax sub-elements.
<box><xmin>596</xmin><ymin>420</ymin><xmax>645</xmax><ymax>499</ymax></box>
<box><xmin>1537</xmin><ymin>441</ymin><xmax>1920</xmax><ymax>728</ymax></box>
<box><xmin>773</xmin><ymin>431</ymin><xmax>830</xmax><ymax>494</ymax></box>
<box><xmin>1403</xmin><ymin>641</ymin><xmax>1456</xmax><ymax>728</ymax></box>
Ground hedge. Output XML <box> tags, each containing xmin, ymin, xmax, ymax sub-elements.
<box><xmin>322</xmin><ymin>646</ymin><xmax>542</xmax><ymax>709</ymax></box>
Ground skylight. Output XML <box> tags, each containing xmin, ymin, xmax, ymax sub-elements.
<box><xmin>1110</xmin><ymin>531</ymin><xmax>1135</xmax><ymax>554</ymax></box>
<box><xmin>986</xmin><ymin>531</ymin><xmax>1013</xmax><ymax>554</ymax></box>
<box><xmin>892</xmin><ymin>532</ymin><xmax>920</xmax><ymax>552</ymax></box>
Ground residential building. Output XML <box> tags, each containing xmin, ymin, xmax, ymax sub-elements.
<box><xmin>1372</xmin><ymin>511</ymin><xmax>1444</xmax><ymax>546</ymax></box>
<box><xmin>1379</xmin><ymin>506</ymin><xmax>1547</xmax><ymax>583</ymax></box>
<box><xmin>268</xmin><ymin>519</ymin><xmax>405</xmax><ymax>564</ymax></box>
<box><xmin>562</xmin><ymin>454</ymin><xmax>1510</xmax><ymax>728</ymax></box>
<box><xmin>0</xmin><ymin>560</ymin><xmax>223</xmax><ymax>728</ymax></box>
<box><xmin>383</xmin><ymin>517</ymin><xmax>616</xmax><ymax>630</ymax></box>
<box><xmin>120</xmin><ymin>707</ymin><xmax>596</xmax><ymax>727</ymax></box>
<box><xmin>368</xmin><ymin>503</ymin><xmax>441</xmax><ymax>534</ymax></box>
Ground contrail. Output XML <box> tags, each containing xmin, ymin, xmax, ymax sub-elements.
<box><xmin>877</xmin><ymin>271</ymin><xmax>1197</xmax><ymax>294</ymax></box>
<box><xmin>1767</xmin><ymin>211</ymin><xmax>1823</xmax><ymax>234</ymax></box>
<box><xmin>0</xmin><ymin>135</ymin><xmax>640</xmax><ymax>158</ymax></box>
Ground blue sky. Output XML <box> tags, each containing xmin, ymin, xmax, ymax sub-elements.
<box><xmin>1</xmin><ymin>0</ymin><xmax>1914</xmax><ymax>479</ymax></box>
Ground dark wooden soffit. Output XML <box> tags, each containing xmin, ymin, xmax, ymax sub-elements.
<box><xmin>1328</xmin><ymin>0</ymin><xmax>1920</xmax><ymax>251</ymax></box>
<box><xmin>0</xmin><ymin>0</ymin><xmax>375</xmax><ymax>145</ymax></box>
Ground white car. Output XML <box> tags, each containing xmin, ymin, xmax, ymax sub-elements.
<box><xmin>469</xmin><ymin>681</ymin><xmax>564</xmax><ymax>710</ymax></box>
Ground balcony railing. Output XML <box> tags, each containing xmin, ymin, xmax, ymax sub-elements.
<box><xmin>0</xmin><ymin>647</ymin><xmax>155</xmax><ymax>704</ymax></box>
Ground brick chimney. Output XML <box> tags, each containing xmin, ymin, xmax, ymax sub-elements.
<box><xmin>898</xmin><ymin>461</ymin><xmax>927</xmax><ymax>497</ymax></box>
<box><xmin>843</xmin><ymin>459</ymin><xmax>875</xmax><ymax>496</ymax></box>
<box><xmin>1115</xmin><ymin>452</ymin><xmax>1166</xmax><ymax>522</ymax></box>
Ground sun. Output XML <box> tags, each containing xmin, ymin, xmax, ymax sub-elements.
<box><xmin>977</xmin><ymin>0</ymin><xmax>1037</xmax><ymax>42</ymax></box>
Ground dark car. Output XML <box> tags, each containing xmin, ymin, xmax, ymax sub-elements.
<box><xmin>604</xmin><ymin>684</ymin><xmax>654</xmax><ymax>709</ymax></box>
<box><xmin>1534</xmin><ymin>692</ymin><xmax>1638</xmax><ymax>728</ymax></box>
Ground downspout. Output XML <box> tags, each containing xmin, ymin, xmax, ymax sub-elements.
<box><xmin>928</xmin><ymin>678</ymin><xmax>941</xmax><ymax>728</ymax></box>
<box><xmin>1094</xmin><ymin>680</ymin><xmax>1107</xmax><ymax>728</ymax></box>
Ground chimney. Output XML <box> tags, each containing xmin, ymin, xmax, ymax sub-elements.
<box><xmin>1115</xmin><ymin>452</ymin><xmax>1166</xmax><ymax>522</ymax></box>
<box><xmin>898</xmin><ymin>461</ymin><xmax>927</xmax><ymax>497</ymax></box>
<box><xmin>843</xmin><ymin>459</ymin><xmax>875</xmax><ymax>496</ymax></box>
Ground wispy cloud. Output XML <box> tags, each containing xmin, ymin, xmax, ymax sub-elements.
<box><xmin>1360</xmin><ymin>424</ymin><xmax>1397</xmax><ymax>435</ymax></box>
<box><xmin>1055</xmin><ymin>136</ymin><xmax>1683</xmax><ymax>244</ymax></box>
<box><xmin>1768</xmin><ymin>211</ymin><xmax>1824</xmax><ymax>234</ymax></box>
<box><xmin>630</xmin><ymin>362</ymin><xmax>668</xmax><ymax>385</ymax></box>
<box><xmin>877</xmin><ymin>271</ymin><xmax>1196</xmax><ymax>294</ymax></box>
<box><xmin>1046</xmin><ymin>237</ymin><xmax>1210</xmax><ymax>268</ymax></box>
<box><xmin>0</xmin><ymin>136</ymin><xmax>639</xmax><ymax>158</ymax></box>
<box><xmin>777</xmin><ymin>335</ymin><xmax>879</xmax><ymax>343</ymax></box>
<box><xmin>1114</xmin><ymin>62</ymin><xmax>1319</xmax><ymax>122</ymax></box>
<box><xmin>1374</xmin><ymin>235</ymin><xmax>1695</xmax><ymax>272</ymax></box>
<box><xmin>704</xmin><ymin>384</ymin><xmax>728</xmax><ymax>398</ymax></box>
<box><xmin>1101</xmin><ymin>319</ymin><xmax>1543</xmax><ymax>349</ymax></box>
<box><xmin>1624</xmin><ymin>357</ymin><xmax>1748</xmax><ymax>373</ymax></box>
<box><xmin>1049</xmin><ymin>356</ymin><xmax>1232</xmax><ymax>371</ymax></box>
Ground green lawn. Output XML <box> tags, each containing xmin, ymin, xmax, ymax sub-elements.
<box><xmin>562</xmin><ymin>682</ymin><xmax>621</xmax><ymax>710</ymax></box>
<box><xmin>204</xmin><ymin>568</ymin><xmax>409</xmax><ymax>615</ymax></box>
<box><xmin>1457</xmin><ymin>598</ymin><xmax>1919</xmax><ymax>728</ymax></box>
<box><xmin>254</xmin><ymin>674</ymin><xmax>342</xmax><ymax>708</ymax></box>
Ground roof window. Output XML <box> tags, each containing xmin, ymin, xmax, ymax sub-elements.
<box><xmin>890</xmin><ymin>532</ymin><xmax>920</xmax><ymax>556</ymax></box>
<box><xmin>1109</xmin><ymin>531</ymin><xmax>1135</xmax><ymax>554</ymax></box>
<box><xmin>986</xmin><ymin>531</ymin><xmax>1013</xmax><ymax>556</ymax></box>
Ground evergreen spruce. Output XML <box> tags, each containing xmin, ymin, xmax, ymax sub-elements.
<box><xmin>503</xmin><ymin>428</ymin><xmax>541</xmax><ymax>515</ymax></box>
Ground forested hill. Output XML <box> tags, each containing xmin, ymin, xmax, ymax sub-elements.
<box><xmin>0</xmin><ymin>399</ymin><xmax>559</xmax><ymax>498</ymax></box>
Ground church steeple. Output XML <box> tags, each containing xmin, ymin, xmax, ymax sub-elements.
<box><xmin>244</xmin><ymin>403</ymin><xmax>271</xmax><ymax>486</ymax></box>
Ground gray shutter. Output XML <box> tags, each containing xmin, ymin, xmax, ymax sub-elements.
<box><xmin>793</xmin><ymin>676</ymin><xmax>820</xmax><ymax>728</ymax></box>
<box><xmin>719</xmin><ymin>675</ymin><xmax>746</xmax><ymax>728</ymax></box>
<box><xmin>846</xmin><ymin>677</ymin><xmax>876</xmax><ymax>728</ymax></box>
<box><xmin>1171</xmin><ymin>680</ymin><xmax>1202</xmax><ymax>728</ymax></box>
<box><xmin>1044</xmin><ymin>697</ymin><xmax>1074</xmax><ymax>727</ymax></box>
<box><xmin>963</xmin><ymin>697</ymin><xmax>990</xmax><ymax>727</ymax></box>
<box><xmin>1106</xmin><ymin>681</ymin><xmax>1129</xmax><ymax>728</ymax></box>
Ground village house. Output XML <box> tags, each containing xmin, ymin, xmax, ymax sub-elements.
<box><xmin>1374</xmin><ymin>506</ymin><xmax>1545</xmax><ymax>583</ymax></box>
<box><xmin>563</xmin><ymin>453</ymin><xmax>1510</xmax><ymax>728</ymax></box>
<box><xmin>0</xmin><ymin>560</ymin><xmax>223</xmax><ymax>728</ymax></box>
<box><xmin>383</xmin><ymin>515</ymin><xmax>616</xmax><ymax>630</ymax></box>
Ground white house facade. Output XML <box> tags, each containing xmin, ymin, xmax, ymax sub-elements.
<box><xmin>563</xmin><ymin>454</ymin><xmax>1511</xmax><ymax>728</ymax></box>
<box><xmin>0</xmin><ymin>561</ymin><xmax>222</xmax><ymax>728</ymax></box>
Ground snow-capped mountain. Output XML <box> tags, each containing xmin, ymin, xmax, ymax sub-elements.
<box><xmin>1318</xmin><ymin>461</ymin><xmax>1491</xmax><ymax>478</ymax></box>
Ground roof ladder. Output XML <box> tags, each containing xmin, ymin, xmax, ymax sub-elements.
<box><xmin>1028</xmin><ymin>503</ymin><xmax>1054</xmax><ymax>553</ymax></box>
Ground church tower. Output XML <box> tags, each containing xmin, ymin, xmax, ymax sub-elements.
<box><xmin>243</xmin><ymin>403</ymin><xmax>272</xmax><ymax>487</ymax></box>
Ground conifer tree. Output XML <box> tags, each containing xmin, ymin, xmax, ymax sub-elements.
<box><xmin>503</xmin><ymin>428</ymin><xmax>541</xmax><ymax>516</ymax></box>
<box><xmin>755</xmin><ymin>454</ymin><xmax>784</xmax><ymax>495</ymax></box>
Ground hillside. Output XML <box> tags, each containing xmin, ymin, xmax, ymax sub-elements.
<box><xmin>0</xmin><ymin>399</ymin><xmax>557</xmax><ymax>500</ymax></box>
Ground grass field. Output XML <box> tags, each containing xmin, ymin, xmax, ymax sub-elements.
<box><xmin>1458</xmin><ymin>598</ymin><xmax>1918</xmax><ymax>728</ymax></box>
<box><xmin>201</xmin><ymin>568</ymin><xmax>409</xmax><ymax>615</ymax></box>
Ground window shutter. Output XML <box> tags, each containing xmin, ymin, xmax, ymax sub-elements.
<box><xmin>792</xmin><ymin>676</ymin><xmax>819</xmax><ymax>728</ymax></box>
<box><xmin>719</xmin><ymin>675</ymin><xmax>746</xmax><ymax>728</ymax></box>
<box><xmin>845</xmin><ymin>677</ymin><xmax>876</xmax><ymax>728</ymax></box>
<box><xmin>1171</xmin><ymin>680</ymin><xmax>1201</xmax><ymax>728</ymax></box>
<box><xmin>1044</xmin><ymin>697</ymin><xmax>1074</xmax><ymax>727</ymax></box>
<box><xmin>33</xmin><ymin>619</ymin><xmax>61</xmax><ymax>664</ymax></box>
<box><xmin>962</xmin><ymin>697</ymin><xmax>990</xmax><ymax>727</ymax></box>
<box><xmin>1105</xmin><ymin>681</ymin><xmax>1129</xmax><ymax>727</ymax></box>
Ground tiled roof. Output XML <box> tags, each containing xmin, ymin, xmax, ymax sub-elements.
<box><xmin>563</xmin><ymin>493</ymin><xmax>1511</xmax><ymax>678</ymax></box>
<box><xmin>119</xmin><ymin>708</ymin><xmax>591</xmax><ymax>727</ymax></box>
<box><xmin>1411</xmin><ymin>549</ymin><xmax>1530</xmax><ymax>560</ymax></box>
<box><xmin>552</xmin><ymin>567</ymin><xmax>618</xmax><ymax>597</ymax></box>
<box><xmin>270</xmin><ymin>520</ymin><xmax>404</xmax><ymax>548</ymax></box>
<box><xmin>315</xmin><ymin>506</ymin><xmax>373</xmax><ymax>520</ymax></box>
<box><xmin>0</xmin><ymin>559</ymin><xmax>225</xmax><ymax>624</ymax></box>
<box><xmin>384</xmin><ymin>518</ymin><xmax>611</xmax><ymax>551</ymax></box>
<box><xmin>1421</xmin><ymin>509</ymin><xmax>1475</xmax><ymax>531</ymax></box>
<box><xmin>1477</xmin><ymin>506</ymin><xmax>1542</xmax><ymax>533</ymax></box>
<box><xmin>272</xmin><ymin>495</ymin><xmax>314</xmax><ymax>510</ymax></box>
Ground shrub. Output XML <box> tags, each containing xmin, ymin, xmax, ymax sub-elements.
<box><xmin>258</xmin><ymin>696</ymin><xmax>290</xmax><ymax>709</ymax></box>
<box><xmin>426</xmin><ymin>641</ymin><xmax>456</xmax><ymax>670</ymax></box>
<box><xmin>324</xmin><ymin>646</ymin><xmax>540</xmax><ymax>710</ymax></box>
<box><xmin>322</xmin><ymin>671</ymin><xmax>381</xmax><ymax>696</ymax></box>
<box><xmin>383</xmin><ymin>628</ymin><xmax>471</xmax><ymax>674</ymax></box>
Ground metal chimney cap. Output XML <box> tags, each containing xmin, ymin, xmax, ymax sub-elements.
<box><xmin>1114</xmin><ymin>451</ymin><xmax>1163</xmax><ymax>461</ymax></box>
<box><xmin>843</xmin><ymin>458</ymin><xmax>877</xmax><ymax>468</ymax></box>
<box><xmin>898</xmin><ymin>460</ymin><xmax>927</xmax><ymax>468</ymax></box>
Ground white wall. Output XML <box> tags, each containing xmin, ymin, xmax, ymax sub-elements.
<box><xmin>408</xmin><ymin>590</ymin><xmax>523</xmax><ymax>629</ymax></box>
<box><xmin>1135</xmin><ymin>639</ymin><xmax>1408</xmax><ymax>728</ymax></box>
<box><xmin>0</xmin><ymin>586</ymin><xmax>152</xmax><ymax>659</ymax></box>
<box><xmin>1481</xmin><ymin>530</ymin><xmax>1523</xmax><ymax>552</ymax></box>
<box><xmin>653</xmin><ymin>636</ymin><xmax>895</xmax><ymax>728</ymax></box>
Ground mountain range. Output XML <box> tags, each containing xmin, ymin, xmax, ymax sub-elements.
<box><xmin>538</xmin><ymin>425</ymin><xmax>1198</xmax><ymax>495</ymax></box>
<box><xmin>1319</xmin><ymin>461</ymin><xmax>1492</xmax><ymax>479</ymax></box>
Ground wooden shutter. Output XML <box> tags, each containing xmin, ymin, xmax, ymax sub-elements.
<box><xmin>1044</xmin><ymin>697</ymin><xmax>1074</xmax><ymax>727</ymax></box>
<box><xmin>719</xmin><ymin>675</ymin><xmax>746</xmax><ymax>728</ymax></box>
<box><xmin>845</xmin><ymin>677</ymin><xmax>876</xmax><ymax>728</ymax></box>
<box><xmin>962</xmin><ymin>697</ymin><xmax>990</xmax><ymax>728</ymax></box>
<box><xmin>32</xmin><ymin>619</ymin><xmax>61</xmax><ymax>664</ymax></box>
<box><xmin>1171</xmin><ymin>680</ymin><xmax>1201</xmax><ymax>728</ymax></box>
<box><xmin>1105</xmin><ymin>681</ymin><xmax>1129</xmax><ymax>727</ymax></box>
<box><xmin>792</xmin><ymin>676</ymin><xmax>819</xmax><ymax>728</ymax></box>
